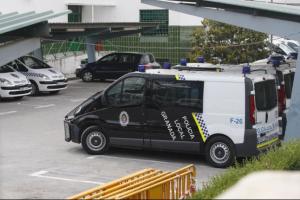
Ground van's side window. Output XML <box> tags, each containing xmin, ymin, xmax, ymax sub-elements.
<box><xmin>106</xmin><ymin>77</ymin><xmax>146</xmax><ymax>106</ymax></box>
<box><xmin>106</xmin><ymin>81</ymin><xmax>123</xmax><ymax>106</ymax></box>
<box><xmin>152</xmin><ymin>79</ymin><xmax>204</xmax><ymax>111</ymax></box>
<box><xmin>122</xmin><ymin>77</ymin><xmax>145</xmax><ymax>105</ymax></box>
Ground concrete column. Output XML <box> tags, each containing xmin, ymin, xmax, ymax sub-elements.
<box><xmin>33</xmin><ymin>48</ymin><xmax>43</xmax><ymax>60</ymax></box>
<box><xmin>285</xmin><ymin>48</ymin><xmax>300</xmax><ymax>140</ymax></box>
<box><xmin>86</xmin><ymin>36</ymin><xmax>96</xmax><ymax>63</ymax></box>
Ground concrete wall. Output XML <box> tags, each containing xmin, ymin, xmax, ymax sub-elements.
<box><xmin>81</xmin><ymin>0</ymin><xmax>202</xmax><ymax>26</ymax></box>
<box><xmin>45</xmin><ymin>52</ymin><xmax>108</xmax><ymax>79</ymax></box>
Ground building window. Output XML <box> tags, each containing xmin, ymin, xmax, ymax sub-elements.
<box><xmin>68</xmin><ymin>5</ymin><xmax>82</xmax><ymax>22</ymax></box>
<box><xmin>140</xmin><ymin>9</ymin><xmax>169</xmax><ymax>36</ymax></box>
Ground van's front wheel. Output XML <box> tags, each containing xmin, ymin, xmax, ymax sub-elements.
<box><xmin>205</xmin><ymin>136</ymin><xmax>235</xmax><ymax>168</ymax></box>
<box><xmin>81</xmin><ymin>126</ymin><xmax>109</xmax><ymax>155</ymax></box>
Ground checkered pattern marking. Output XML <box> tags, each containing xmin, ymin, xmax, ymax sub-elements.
<box><xmin>22</xmin><ymin>72</ymin><xmax>46</xmax><ymax>78</ymax></box>
<box><xmin>192</xmin><ymin>113</ymin><xmax>210</xmax><ymax>142</ymax></box>
<box><xmin>175</xmin><ymin>75</ymin><xmax>186</xmax><ymax>81</ymax></box>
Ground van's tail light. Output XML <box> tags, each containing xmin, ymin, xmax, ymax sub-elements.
<box><xmin>249</xmin><ymin>95</ymin><xmax>256</xmax><ymax>125</ymax></box>
<box><xmin>278</xmin><ymin>85</ymin><xmax>286</xmax><ymax>115</ymax></box>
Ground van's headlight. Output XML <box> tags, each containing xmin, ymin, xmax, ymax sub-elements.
<box><xmin>0</xmin><ymin>78</ymin><xmax>13</xmax><ymax>86</ymax></box>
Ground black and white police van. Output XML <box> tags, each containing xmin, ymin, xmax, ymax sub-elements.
<box><xmin>173</xmin><ymin>58</ymin><xmax>293</xmax><ymax>139</ymax></box>
<box><xmin>64</xmin><ymin>68</ymin><xmax>280</xmax><ymax>168</ymax></box>
<box><xmin>0</xmin><ymin>64</ymin><xmax>32</xmax><ymax>100</ymax></box>
<box><xmin>10</xmin><ymin>56</ymin><xmax>68</xmax><ymax>95</ymax></box>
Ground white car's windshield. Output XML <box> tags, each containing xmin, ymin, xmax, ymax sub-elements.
<box><xmin>20</xmin><ymin>56</ymin><xmax>51</xmax><ymax>69</ymax></box>
<box><xmin>288</xmin><ymin>42</ymin><xmax>299</xmax><ymax>52</ymax></box>
<box><xmin>0</xmin><ymin>65</ymin><xmax>15</xmax><ymax>73</ymax></box>
<box><xmin>279</xmin><ymin>43</ymin><xmax>296</xmax><ymax>54</ymax></box>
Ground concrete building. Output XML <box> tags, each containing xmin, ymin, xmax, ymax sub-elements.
<box><xmin>0</xmin><ymin>0</ymin><xmax>202</xmax><ymax>25</ymax></box>
<box><xmin>1</xmin><ymin>0</ymin><xmax>203</xmax><ymax>65</ymax></box>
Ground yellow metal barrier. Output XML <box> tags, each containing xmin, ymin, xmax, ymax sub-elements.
<box><xmin>68</xmin><ymin>164</ymin><xmax>196</xmax><ymax>200</ymax></box>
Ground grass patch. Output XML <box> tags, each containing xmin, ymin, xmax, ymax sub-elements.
<box><xmin>193</xmin><ymin>140</ymin><xmax>300</xmax><ymax>199</ymax></box>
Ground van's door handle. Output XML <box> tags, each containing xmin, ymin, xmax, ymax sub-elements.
<box><xmin>266</xmin><ymin>112</ymin><xmax>269</xmax><ymax>123</ymax></box>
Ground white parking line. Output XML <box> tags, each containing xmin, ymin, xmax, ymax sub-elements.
<box><xmin>0</xmin><ymin>111</ymin><xmax>17</xmax><ymax>116</ymax></box>
<box><xmin>86</xmin><ymin>156</ymin><xmax>96</xmax><ymax>160</ymax></box>
<box><xmin>34</xmin><ymin>104</ymin><xmax>55</xmax><ymax>109</ymax></box>
<box><xmin>86</xmin><ymin>155</ymin><xmax>185</xmax><ymax>165</ymax></box>
<box><xmin>29</xmin><ymin>170</ymin><xmax>104</xmax><ymax>185</ymax></box>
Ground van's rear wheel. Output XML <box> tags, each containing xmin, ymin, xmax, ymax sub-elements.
<box><xmin>205</xmin><ymin>136</ymin><xmax>235</xmax><ymax>168</ymax></box>
<box><xmin>81</xmin><ymin>126</ymin><xmax>109</xmax><ymax>155</ymax></box>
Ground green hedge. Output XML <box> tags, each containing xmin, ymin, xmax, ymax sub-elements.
<box><xmin>193</xmin><ymin>140</ymin><xmax>300</xmax><ymax>199</ymax></box>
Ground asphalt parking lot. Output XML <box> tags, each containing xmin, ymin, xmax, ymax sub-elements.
<box><xmin>0</xmin><ymin>80</ymin><xmax>225</xmax><ymax>199</ymax></box>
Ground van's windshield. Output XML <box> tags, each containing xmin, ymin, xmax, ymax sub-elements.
<box><xmin>284</xmin><ymin>72</ymin><xmax>295</xmax><ymax>99</ymax></box>
<box><xmin>0</xmin><ymin>65</ymin><xmax>14</xmax><ymax>73</ymax></box>
<box><xmin>255</xmin><ymin>80</ymin><xmax>277</xmax><ymax>111</ymax></box>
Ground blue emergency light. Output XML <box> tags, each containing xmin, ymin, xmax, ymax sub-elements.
<box><xmin>138</xmin><ymin>65</ymin><xmax>145</xmax><ymax>72</ymax></box>
<box><xmin>197</xmin><ymin>56</ymin><xmax>205</xmax><ymax>63</ymax></box>
<box><xmin>242</xmin><ymin>64</ymin><xmax>251</xmax><ymax>74</ymax></box>
<box><xmin>180</xmin><ymin>58</ymin><xmax>187</xmax><ymax>66</ymax></box>
<box><xmin>163</xmin><ymin>62</ymin><xmax>171</xmax><ymax>69</ymax></box>
<box><xmin>268</xmin><ymin>55</ymin><xmax>285</xmax><ymax>67</ymax></box>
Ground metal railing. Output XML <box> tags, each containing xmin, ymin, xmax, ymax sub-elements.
<box><xmin>42</xmin><ymin>39</ymin><xmax>86</xmax><ymax>60</ymax></box>
<box><xmin>68</xmin><ymin>164</ymin><xmax>196</xmax><ymax>200</ymax></box>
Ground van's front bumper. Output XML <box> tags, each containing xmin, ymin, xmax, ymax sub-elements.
<box><xmin>64</xmin><ymin>120</ymin><xmax>81</xmax><ymax>143</ymax></box>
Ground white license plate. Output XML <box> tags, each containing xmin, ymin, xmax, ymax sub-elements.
<box><xmin>20</xmin><ymin>87</ymin><xmax>29</xmax><ymax>91</ymax></box>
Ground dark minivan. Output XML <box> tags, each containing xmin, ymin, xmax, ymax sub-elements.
<box><xmin>76</xmin><ymin>52</ymin><xmax>160</xmax><ymax>82</ymax></box>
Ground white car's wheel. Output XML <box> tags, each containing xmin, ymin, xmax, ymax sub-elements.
<box><xmin>30</xmin><ymin>81</ymin><xmax>39</xmax><ymax>96</ymax></box>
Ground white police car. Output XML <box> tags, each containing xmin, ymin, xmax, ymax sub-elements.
<box><xmin>0</xmin><ymin>64</ymin><xmax>31</xmax><ymax>100</ymax></box>
<box><xmin>11</xmin><ymin>56</ymin><xmax>68</xmax><ymax>95</ymax></box>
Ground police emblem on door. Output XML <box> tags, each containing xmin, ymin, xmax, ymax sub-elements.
<box><xmin>119</xmin><ymin>111</ymin><xmax>129</xmax><ymax>127</ymax></box>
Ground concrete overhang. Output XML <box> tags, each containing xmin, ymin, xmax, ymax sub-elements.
<box><xmin>48</xmin><ymin>22</ymin><xmax>159</xmax><ymax>40</ymax></box>
<box><xmin>64</xmin><ymin>0</ymin><xmax>116</xmax><ymax>6</ymax></box>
